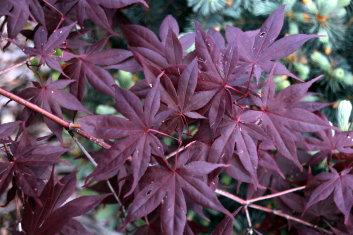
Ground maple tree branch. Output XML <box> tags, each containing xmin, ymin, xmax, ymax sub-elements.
<box><xmin>247</xmin><ymin>186</ymin><xmax>306</xmax><ymax>204</ymax></box>
<box><xmin>215</xmin><ymin>188</ymin><xmax>332</xmax><ymax>234</ymax></box>
<box><xmin>244</xmin><ymin>205</ymin><xmax>254</xmax><ymax>234</ymax></box>
<box><xmin>0</xmin><ymin>87</ymin><xmax>111</xmax><ymax>149</ymax></box>
<box><xmin>70</xmin><ymin>135</ymin><xmax>127</xmax><ymax>217</ymax></box>
<box><xmin>166</xmin><ymin>141</ymin><xmax>196</xmax><ymax>160</ymax></box>
<box><xmin>0</xmin><ymin>56</ymin><xmax>35</xmax><ymax>76</ymax></box>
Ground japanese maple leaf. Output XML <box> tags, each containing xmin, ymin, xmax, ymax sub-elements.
<box><xmin>1</xmin><ymin>0</ymin><xmax>29</xmax><ymax>39</ymax></box>
<box><xmin>252</xmin><ymin>68</ymin><xmax>331</xmax><ymax>169</ymax></box>
<box><xmin>0</xmin><ymin>121</ymin><xmax>22</xmax><ymax>140</ymax></box>
<box><xmin>208</xmin><ymin>105</ymin><xmax>267</xmax><ymax>186</ymax></box>
<box><xmin>304</xmin><ymin>168</ymin><xmax>353</xmax><ymax>224</ymax></box>
<box><xmin>160</xmin><ymin>60</ymin><xmax>212</xmax><ymax>136</ymax></box>
<box><xmin>61</xmin><ymin>0</ymin><xmax>147</xmax><ymax>34</ymax></box>
<box><xmin>20</xmin><ymin>171</ymin><xmax>108</xmax><ymax>235</ymax></box>
<box><xmin>62</xmin><ymin>37</ymin><xmax>139</xmax><ymax>100</ymax></box>
<box><xmin>20</xmin><ymin>23</ymin><xmax>75</xmax><ymax>74</ymax></box>
<box><xmin>194</xmin><ymin>22</ymin><xmax>248</xmax><ymax>131</ymax></box>
<box><xmin>119</xmin><ymin>150</ymin><xmax>230</xmax><ymax>234</ymax></box>
<box><xmin>305</xmin><ymin>124</ymin><xmax>353</xmax><ymax>164</ymax></box>
<box><xmin>0</xmin><ymin>132</ymin><xmax>68</xmax><ymax>200</ymax></box>
<box><xmin>122</xmin><ymin>15</ymin><xmax>195</xmax><ymax>70</ymax></box>
<box><xmin>18</xmin><ymin>78</ymin><xmax>90</xmax><ymax>143</ymax></box>
<box><xmin>78</xmin><ymin>78</ymin><xmax>167</xmax><ymax>194</ymax></box>
<box><xmin>1</xmin><ymin>0</ymin><xmax>45</xmax><ymax>39</ymax></box>
<box><xmin>227</xmin><ymin>5</ymin><xmax>319</xmax><ymax>80</ymax></box>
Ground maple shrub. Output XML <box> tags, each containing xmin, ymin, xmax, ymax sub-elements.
<box><xmin>1</xmin><ymin>1</ymin><xmax>353</xmax><ymax>234</ymax></box>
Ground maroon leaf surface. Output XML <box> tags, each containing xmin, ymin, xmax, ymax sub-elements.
<box><xmin>120</xmin><ymin>149</ymin><xmax>230</xmax><ymax>234</ymax></box>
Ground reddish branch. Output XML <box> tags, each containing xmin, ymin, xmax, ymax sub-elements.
<box><xmin>215</xmin><ymin>188</ymin><xmax>332</xmax><ymax>234</ymax></box>
<box><xmin>0</xmin><ymin>87</ymin><xmax>111</xmax><ymax>149</ymax></box>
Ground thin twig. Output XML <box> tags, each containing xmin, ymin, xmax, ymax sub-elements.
<box><xmin>0</xmin><ymin>87</ymin><xmax>111</xmax><ymax>149</ymax></box>
<box><xmin>248</xmin><ymin>204</ymin><xmax>332</xmax><ymax>234</ymax></box>
<box><xmin>247</xmin><ymin>186</ymin><xmax>306</xmax><ymax>204</ymax></box>
<box><xmin>71</xmin><ymin>135</ymin><xmax>126</xmax><ymax>216</ymax></box>
<box><xmin>166</xmin><ymin>140</ymin><xmax>196</xmax><ymax>159</ymax></box>
<box><xmin>215</xmin><ymin>188</ymin><xmax>332</xmax><ymax>234</ymax></box>
<box><xmin>244</xmin><ymin>205</ymin><xmax>253</xmax><ymax>234</ymax></box>
<box><xmin>149</xmin><ymin>141</ymin><xmax>196</xmax><ymax>166</ymax></box>
<box><xmin>0</xmin><ymin>56</ymin><xmax>35</xmax><ymax>76</ymax></box>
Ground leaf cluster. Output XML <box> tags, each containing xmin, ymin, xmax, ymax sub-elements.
<box><xmin>1</xmin><ymin>2</ymin><xmax>353</xmax><ymax>234</ymax></box>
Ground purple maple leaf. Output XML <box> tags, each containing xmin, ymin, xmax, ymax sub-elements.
<box><xmin>62</xmin><ymin>37</ymin><xmax>139</xmax><ymax>100</ymax></box>
<box><xmin>227</xmin><ymin>5</ymin><xmax>319</xmax><ymax>80</ymax></box>
<box><xmin>20</xmin><ymin>24</ymin><xmax>76</xmax><ymax>74</ymax></box>
<box><xmin>304</xmin><ymin>168</ymin><xmax>353</xmax><ymax>225</ymax></box>
<box><xmin>79</xmin><ymin>78</ymin><xmax>167</xmax><ymax>194</ymax></box>
<box><xmin>20</xmin><ymin>170</ymin><xmax>108</xmax><ymax>235</ymax></box>
<box><xmin>120</xmin><ymin>149</ymin><xmax>230</xmax><ymax>234</ymax></box>
<box><xmin>18</xmin><ymin>78</ymin><xmax>90</xmax><ymax>143</ymax></box>
<box><xmin>0</xmin><ymin>132</ymin><xmax>68</xmax><ymax>201</ymax></box>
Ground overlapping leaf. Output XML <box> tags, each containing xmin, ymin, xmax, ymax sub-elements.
<box><xmin>60</xmin><ymin>0</ymin><xmax>147</xmax><ymax>34</ymax></box>
<box><xmin>195</xmin><ymin>24</ymin><xmax>243</xmax><ymax>130</ymax></box>
<box><xmin>20</xmin><ymin>24</ymin><xmax>75</xmax><ymax>73</ymax></box>
<box><xmin>0</xmin><ymin>132</ymin><xmax>68</xmax><ymax>200</ymax></box>
<box><xmin>62</xmin><ymin>37</ymin><xmax>139</xmax><ymax>100</ymax></box>
<box><xmin>20</xmin><ymin>171</ymin><xmax>108</xmax><ymax>235</ymax></box>
<box><xmin>226</xmin><ymin>5</ymin><xmax>319</xmax><ymax>80</ymax></box>
<box><xmin>19</xmin><ymin>78</ymin><xmax>90</xmax><ymax>143</ymax></box>
<box><xmin>160</xmin><ymin>60</ymin><xmax>212</xmax><ymax>136</ymax></box>
<box><xmin>208</xmin><ymin>105</ymin><xmax>267</xmax><ymax>186</ymax></box>
<box><xmin>252</xmin><ymin>72</ymin><xmax>331</xmax><ymax>168</ymax></box>
<box><xmin>304</xmin><ymin>168</ymin><xmax>353</xmax><ymax>224</ymax></box>
<box><xmin>79</xmin><ymin>78</ymin><xmax>166</xmax><ymax>193</ymax></box>
<box><xmin>122</xmin><ymin>15</ymin><xmax>195</xmax><ymax>70</ymax></box>
<box><xmin>305</xmin><ymin>124</ymin><xmax>353</xmax><ymax>164</ymax></box>
<box><xmin>120</xmin><ymin>149</ymin><xmax>230</xmax><ymax>234</ymax></box>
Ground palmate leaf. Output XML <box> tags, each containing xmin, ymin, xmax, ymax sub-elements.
<box><xmin>122</xmin><ymin>15</ymin><xmax>195</xmax><ymax>72</ymax></box>
<box><xmin>18</xmin><ymin>78</ymin><xmax>90</xmax><ymax>143</ymax></box>
<box><xmin>0</xmin><ymin>121</ymin><xmax>22</xmax><ymax>140</ymax></box>
<box><xmin>20</xmin><ymin>23</ymin><xmax>76</xmax><ymax>74</ymax></box>
<box><xmin>252</xmin><ymin>71</ymin><xmax>331</xmax><ymax>168</ymax></box>
<box><xmin>20</xmin><ymin>170</ymin><xmax>108</xmax><ymax>235</ymax></box>
<box><xmin>62</xmin><ymin>37</ymin><xmax>139</xmax><ymax>100</ymax></box>
<box><xmin>195</xmin><ymin>23</ymin><xmax>244</xmax><ymax>131</ymax></box>
<box><xmin>226</xmin><ymin>5</ymin><xmax>319</xmax><ymax>80</ymax></box>
<box><xmin>0</xmin><ymin>132</ymin><xmax>68</xmax><ymax>200</ymax></box>
<box><xmin>60</xmin><ymin>0</ymin><xmax>147</xmax><ymax>34</ymax></box>
<box><xmin>160</xmin><ymin>60</ymin><xmax>212</xmax><ymax>136</ymax></box>
<box><xmin>305</xmin><ymin>122</ymin><xmax>353</xmax><ymax>164</ymax></box>
<box><xmin>120</xmin><ymin>150</ymin><xmax>230</xmax><ymax>234</ymax></box>
<box><xmin>79</xmin><ymin>78</ymin><xmax>166</xmax><ymax>194</ymax></box>
<box><xmin>304</xmin><ymin>168</ymin><xmax>353</xmax><ymax>224</ymax></box>
<box><xmin>208</xmin><ymin>105</ymin><xmax>267</xmax><ymax>186</ymax></box>
<box><xmin>0</xmin><ymin>0</ymin><xmax>30</xmax><ymax>39</ymax></box>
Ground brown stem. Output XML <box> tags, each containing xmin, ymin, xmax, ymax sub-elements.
<box><xmin>0</xmin><ymin>87</ymin><xmax>111</xmax><ymax>149</ymax></box>
<box><xmin>0</xmin><ymin>56</ymin><xmax>35</xmax><ymax>76</ymax></box>
<box><xmin>215</xmin><ymin>188</ymin><xmax>332</xmax><ymax>234</ymax></box>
